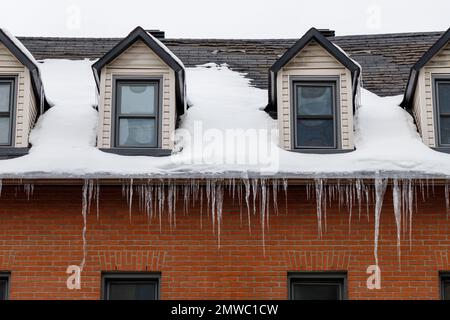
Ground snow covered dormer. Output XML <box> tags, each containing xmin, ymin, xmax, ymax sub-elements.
<box><xmin>92</xmin><ymin>27</ymin><xmax>186</xmax><ymax>156</ymax></box>
<box><xmin>0</xmin><ymin>29</ymin><xmax>50</xmax><ymax>159</ymax></box>
<box><xmin>266</xmin><ymin>28</ymin><xmax>360</xmax><ymax>153</ymax></box>
<box><xmin>402</xmin><ymin>28</ymin><xmax>450</xmax><ymax>153</ymax></box>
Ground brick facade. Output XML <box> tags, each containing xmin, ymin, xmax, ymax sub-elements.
<box><xmin>0</xmin><ymin>183</ymin><xmax>448</xmax><ymax>300</ymax></box>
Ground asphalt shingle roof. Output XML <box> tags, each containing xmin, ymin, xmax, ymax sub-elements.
<box><xmin>18</xmin><ymin>31</ymin><xmax>444</xmax><ymax>97</ymax></box>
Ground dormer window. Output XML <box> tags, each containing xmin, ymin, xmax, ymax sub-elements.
<box><xmin>402</xmin><ymin>28</ymin><xmax>450</xmax><ymax>152</ymax></box>
<box><xmin>92</xmin><ymin>26</ymin><xmax>187</xmax><ymax>157</ymax></box>
<box><xmin>435</xmin><ymin>79</ymin><xmax>450</xmax><ymax>147</ymax></box>
<box><xmin>293</xmin><ymin>80</ymin><xmax>338</xmax><ymax>149</ymax></box>
<box><xmin>265</xmin><ymin>28</ymin><xmax>361</xmax><ymax>154</ymax></box>
<box><xmin>0</xmin><ymin>29</ymin><xmax>50</xmax><ymax>159</ymax></box>
<box><xmin>0</xmin><ymin>78</ymin><xmax>15</xmax><ymax>146</ymax></box>
<box><xmin>115</xmin><ymin>80</ymin><xmax>160</xmax><ymax>148</ymax></box>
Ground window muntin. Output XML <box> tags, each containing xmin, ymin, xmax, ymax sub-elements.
<box><xmin>115</xmin><ymin>80</ymin><xmax>159</xmax><ymax>148</ymax></box>
<box><xmin>293</xmin><ymin>81</ymin><xmax>338</xmax><ymax>149</ymax></box>
<box><xmin>436</xmin><ymin>80</ymin><xmax>450</xmax><ymax>146</ymax></box>
<box><xmin>0</xmin><ymin>79</ymin><xmax>14</xmax><ymax>146</ymax></box>
<box><xmin>102</xmin><ymin>273</ymin><xmax>159</xmax><ymax>300</ymax></box>
<box><xmin>0</xmin><ymin>274</ymin><xmax>9</xmax><ymax>300</ymax></box>
<box><xmin>289</xmin><ymin>273</ymin><xmax>346</xmax><ymax>300</ymax></box>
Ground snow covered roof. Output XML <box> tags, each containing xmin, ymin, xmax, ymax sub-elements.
<box><xmin>0</xmin><ymin>59</ymin><xmax>448</xmax><ymax>179</ymax></box>
<box><xmin>0</xmin><ymin>29</ymin><xmax>51</xmax><ymax>112</ymax></box>
<box><xmin>0</xmin><ymin>30</ymin><xmax>449</xmax><ymax>180</ymax></box>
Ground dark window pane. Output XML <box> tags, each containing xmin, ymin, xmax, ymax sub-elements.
<box><xmin>119</xmin><ymin>83</ymin><xmax>156</xmax><ymax>115</ymax></box>
<box><xmin>108</xmin><ymin>282</ymin><xmax>157</xmax><ymax>300</ymax></box>
<box><xmin>297</xmin><ymin>119</ymin><xmax>334</xmax><ymax>147</ymax></box>
<box><xmin>297</xmin><ymin>86</ymin><xmax>333</xmax><ymax>116</ymax></box>
<box><xmin>0</xmin><ymin>117</ymin><xmax>11</xmax><ymax>145</ymax></box>
<box><xmin>440</xmin><ymin>117</ymin><xmax>450</xmax><ymax>145</ymax></box>
<box><xmin>444</xmin><ymin>281</ymin><xmax>450</xmax><ymax>300</ymax></box>
<box><xmin>293</xmin><ymin>283</ymin><xmax>341</xmax><ymax>300</ymax></box>
<box><xmin>0</xmin><ymin>279</ymin><xmax>7</xmax><ymax>300</ymax></box>
<box><xmin>0</xmin><ymin>83</ymin><xmax>11</xmax><ymax>112</ymax></box>
<box><xmin>119</xmin><ymin>118</ymin><xmax>156</xmax><ymax>147</ymax></box>
<box><xmin>438</xmin><ymin>83</ymin><xmax>450</xmax><ymax>114</ymax></box>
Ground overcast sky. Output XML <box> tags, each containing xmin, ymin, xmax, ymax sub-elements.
<box><xmin>2</xmin><ymin>0</ymin><xmax>449</xmax><ymax>38</ymax></box>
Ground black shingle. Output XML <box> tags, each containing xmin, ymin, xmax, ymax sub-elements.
<box><xmin>17</xmin><ymin>31</ymin><xmax>444</xmax><ymax>97</ymax></box>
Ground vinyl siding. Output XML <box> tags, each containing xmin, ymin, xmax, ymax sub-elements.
<box><xmin>97</xmin><ymin>40</ymin><xmax>176</xmax><ymax>150</ymax></box>
<box><xmin>415</xmin><ymin>42</ymin><xmax>450</xmax><ymax>148</ymax></box>
<box><xmin>278</xmin><ymin>41</ymin><xmax>354</xmax><ymax>150</ymax></box>
<box><xmin>0</xmin><ymin>42</ymin><xmax>37</xmax><ymax>148</ymax></box>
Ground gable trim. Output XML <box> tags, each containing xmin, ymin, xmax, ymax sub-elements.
<box><xmin>402</xmin><ymin>28</ymin><xmax>450</xmax><ymax>110</ymax></box>
<box><xmin>0</xmin><ymin>29</ymin><xmax>51</xmax><ymax>113</ymax></box>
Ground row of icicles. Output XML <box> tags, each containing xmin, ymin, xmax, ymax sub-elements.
<box><xmin>0</xmin><ymin>178</ymin><xmax>446</xmax><ymax>271</ymax></box>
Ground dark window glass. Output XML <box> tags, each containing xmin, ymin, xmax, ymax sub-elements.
<box><xmin>103</xmin><ymin>275</ymin><xmax>159</xmax><ymax>300</ymax></box>
<box><xmin>0</xmin><ymin>277</ymin><xmax>9</xmax><ymax>300</ymax></box>
<box><xmin>294</xmin><ymin>82</ymin><xmax>336</xmax><ymax>149</ymax></box>
<box><xmin>0</xmin><ymin>80</ymin><xmax>14</xmax><ymax>146</ymax></box>
<box><xmin>297</xmin><ymin>86</ymin><xmax>333</xmax><ymax>116</ymax></box>
<box><xmin>115</xmin><ymin>81</ymin><xmax>159</xmax><ymax>148</ymax></box>
<box><xmin>441</xmin><ymin>275</ymin><xmax>450</xmax><ymax>300</ymax></box>
<box><xmin>437</xmin><ymin>81</ymin><xmax>450</xmax><ymax>146</ymax></box>
<box><xmin>290</xmin><ymin>274</ymin><xmax>346</xmax><ymax>300</ymax></box>
<box><xmin>297</xmin><ymin>119</ymin><xmax>334</xmax><ymax>147</ymax></box>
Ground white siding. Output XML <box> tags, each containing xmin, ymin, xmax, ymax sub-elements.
<box><xmin>414</xmin><ymin>42</ymin><xmax>450</xmax><ymax>148</ymax></box>
<box><xmin>278</xmin><ymin>41</ymin><xmax>354</xmax><ymax>150</ymax></box>
<box><xmin>97</xmin><ymin>40</ymin><xmax>176</xmax><ymax>150</ymax></box>
<box><xmin>0</xmin><ymin>42</ymin><xmax>37</xmax><ymax>148</ymax></box>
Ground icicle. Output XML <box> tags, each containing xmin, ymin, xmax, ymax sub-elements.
<box><xmin>407</xmin><ymin>179</ymin><xmax>414</xmax><ymax>251</ymax></box>
<box><xmin>348</xmin><ymin>183</ymin><xmax>353</xmax><ymax>233</ymax></box>
<box><xmin>128</xmin><ymin>179</ymin><xmax>134</xmax><ymax>222</ymax></box>
<box><xmin>243</xmin><ymin>179</ymin><xmax>251</xmax><ymax>233</ymax></box>
<box><xmin>260</xmin><ymin>179</ymin><xmax>267</xmax><ymax>255</ymax></box>
<box><xmin>356</xmin><ymin>179</ymin><xmax>362</xmax><ymax>220</ymax></box>
<box><xmin>216</xmin><ymin>183</ymin><xmax>224</xmax><ymax>248</ymax></box>
<box><xmin>315</xmin><ymin>179</ymin><xmax>324</xmax><ymax>238</ymax></box>
<box><xmin>374</xmin><ymin>178</ymin><xmax>388</xmax><ymax>267</ymax></box>
<box><xmin>272</xmin><ymin>179</ymin><xmax>279</xmax><ymax>216</ymax></box>
<box><xmin>200</xmin><ymin>186</ymin><xmax>204</xmax><ymax>229</ymax></box>
<box><xmin>392</xmin><ymin>179</ymin><xmax>402</xmax><ymax>263</ymax></box>
<box><xmin>23</xmin><ymin>184</ymin><xmax>34</xmax><ymax>200</ymax></box>
<box><xmin>283</xmin><ymin>179</ymin><xmax>288</xmax><ymax>214</ymax></box>
<box><xmin>80</xmin><ymin>180</ymin><xmax>91</xmax><ymax>272</ymax></box>
<box><xmin>252</xmin><ymin>179</ymin><xmax>258</xmax><ymax>216</ymax></box>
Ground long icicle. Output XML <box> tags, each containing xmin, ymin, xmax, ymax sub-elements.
<box><xmin>392</xmin><ymin>179</ymin><xmax>402</xmax><ymax>264</ymax></box>
<box><xmin>374</xmin><ymin>178</ymin><xmax>388</xmax><ymax>267</ymax></box>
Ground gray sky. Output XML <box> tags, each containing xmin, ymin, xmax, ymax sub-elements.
<box><xmin>2</xmin><ymin>0</ymin><xmax>449</xmax><ymax>38</ymax></box>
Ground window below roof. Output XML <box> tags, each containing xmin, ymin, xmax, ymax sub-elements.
<box><xmin>292</xmin><ymin>80</ymin><xmax>338</xmax><ymax>150</ymax></box>
<box><xmin>113</xmin><ymin>79</ymin><xmax>160</xmax><ymax>149</ymax></box>
<box><xmin>435</xmin><ymin>78</ymin><xmax>450</xmax><ymax>147</ymax></box>
<box><xmin>0</xmin><ymin>273</ymin><xmax>10</xmax><ymax>300</ymax></box>
<box><xmin>289</xmin><ymin>272</ymin><xmax>347</xmax><ymax>300</ymax></box>
<box><xmin>102</xmin><ymin>273</ymin><xmax>160</xmax><ymax>300</ymax></box>
<box><xmin>0</xmin><ymin>78</ymin><xmax>15</xmax><ymax>147</ymax></box>
<box><xmin>440</xmin><ymin>272</ymin><xmax>450</xmax><ymax>300</ymax></box>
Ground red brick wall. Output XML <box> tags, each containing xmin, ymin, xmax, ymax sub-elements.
<box><xmin>0</xmin><ymin>183</ymin><xmax>448</xmax><ymax>300</ymax></box>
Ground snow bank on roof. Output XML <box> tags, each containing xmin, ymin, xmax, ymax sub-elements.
<box><xmin>0</xmin><ymin>59</ymin><xmax>450</xmax><ymax>179</ymax></box>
